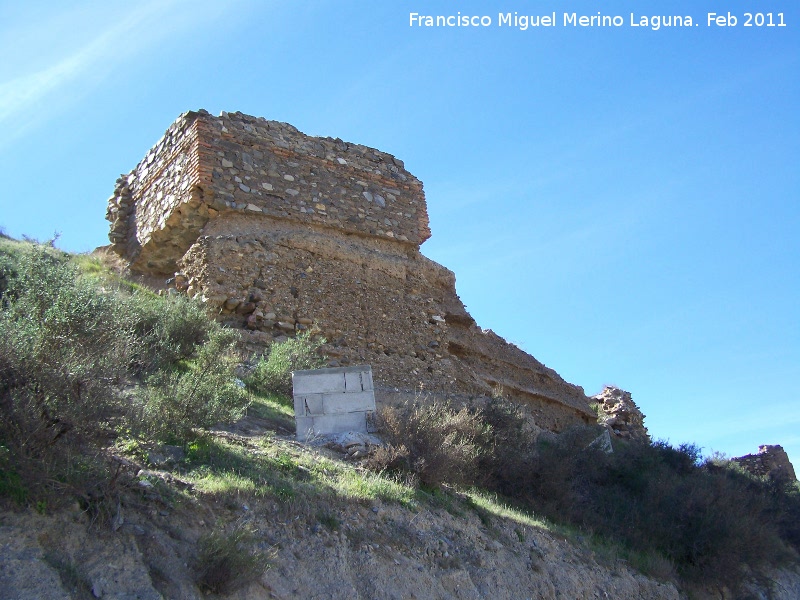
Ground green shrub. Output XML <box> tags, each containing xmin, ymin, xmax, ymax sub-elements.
<box><xmin>477</xmin><ymin>396</ymin><xmax>535</xmax><ymax>497</ymax></box>
<box><xmin>195</xmin><ymin>523</ymin><xmax>270</xmax><ymax>593</ymax></box>
<box><xmin>0</xmin><ymin>245</ymin><xmax>132</xmax><ymax>464</ymax></box>
<box><xmin>368</xmin><ymin>391</ymin><xmax>798</xmax><ymax>588</ymax></box>
<box><xmin>245</xmin><ymin>332</ymin><xmax>326</xmax><ymax>396</ymax></box>
<box><xmin>0</xmin><ymin>241</ymin><xmax>247</xmax><ymax>501</ymax></box>
<box><xmin>123</xmin><ymin>291</ymin><xmax>214</xmax><ymax>375</ymax></box>
<box><xmin>519</xmin><ymin>429</ymin><xmax>791</xmax><ymax>588</ymax></box>
<box><xmin>138</xmin><ymin>328</ymin><xmax>249</xmax><ymax>442</ymax></box>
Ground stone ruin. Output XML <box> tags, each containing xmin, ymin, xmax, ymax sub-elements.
<box><xmin>732</xmin><ymin>445</ymin><xmax>797</xmax><ymax>482</ymax></box>
<box><xmin>592</xmin><ymin>386</ymin><xmax>649</xmax><ymax>443</ymax></box>
<box><xmin>106</xmin><ymin>109</ymin><xmax>596</xmax><ymax>431</ymax></box>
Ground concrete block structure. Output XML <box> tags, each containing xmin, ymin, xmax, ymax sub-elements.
<box><xmin>293</xmin><ymin>366</ymin><xmax>376</xmax><ymax>437</ymax></box>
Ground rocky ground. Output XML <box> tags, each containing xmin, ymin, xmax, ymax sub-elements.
<box><xmin>2</xmin><ymin>410</ymin><xmax>798</xmax><ymax>600</ymax></box>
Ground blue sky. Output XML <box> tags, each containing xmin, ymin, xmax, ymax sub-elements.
<box><xmin>1</xmin><ymin>1</ymin><xmax>798</xmax><ymax>466</ymax></box>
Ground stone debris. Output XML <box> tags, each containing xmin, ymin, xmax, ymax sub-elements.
<box><xmin>306</xmin><ymin>430</ymin><xmax>384</xmax><ymax>459</ymax></box>
<box><xmin>592</xmin><ymin>386</ymin><xmax>649</xmax><ymax>443</ymax></box>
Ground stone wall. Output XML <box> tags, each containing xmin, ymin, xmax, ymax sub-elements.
<box><xmin>107</xmin><ymin>110</ymin><xmax>429</xmax><ymax>274</ymax></box>
<box><xmin>107</xmin><ymin>110</ymin><xmax>595</xmax><ymax>431</ymax></box>
<box><xmin>732</xmin><ymin>445</ymin><xmax>797</xmax><ymax>481</ymax></box>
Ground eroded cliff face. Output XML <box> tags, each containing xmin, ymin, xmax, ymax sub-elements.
<box><xmin>1</xmin><ymin>496</ymin><xmax>685</xmax><ymax>600</ymax></box>
<box><xmin>106</xmin><ymin>110</ymin><xmax>594</xmax><ymax>430</ymax></box>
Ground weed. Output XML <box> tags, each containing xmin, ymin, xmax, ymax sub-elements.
<box><xmin>195</xmin><ymin>522</ymin><xmax>270</xmax><ymax>594</ymax></box>
<box><xmin>317</xmin><ymin>511</ymin><xmax>340</xmax><ymax>530</ymax></box>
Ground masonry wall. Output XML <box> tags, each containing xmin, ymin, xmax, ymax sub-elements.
<box><xmin>107</xmin><ymin>110</ymin><xmax>595</xmax><ymax>431</ymax></box>
<box><xmin>107</xmin><ymin>110</ymin><xmax>430</xmax><ymax>274</ymax></box>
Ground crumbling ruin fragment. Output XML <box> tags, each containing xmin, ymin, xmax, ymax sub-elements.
<box><xmin>733</xmin><ymin>445</ymin><xmax>797</xmax><ymax>481</ymax></box>
<box><xmin>592</xmin><ymin>386</ymin><xmax>649</xmax><ymax>443</ymax></box>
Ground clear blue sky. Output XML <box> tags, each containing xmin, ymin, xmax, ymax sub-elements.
<box><xmin>1</xmin><ymin>1</ymin><xmax>798</xmax><ymax>466</ymax></box>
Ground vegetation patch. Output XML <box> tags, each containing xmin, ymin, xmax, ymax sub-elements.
<box><xmin>245</xmin><ymin>331</ymin><xmax>326</xmax><ymax>396</ymax></box>
<box><xmin>195</xmin><ymin>522</ymin><xmax>270</xmax><ymax>594</ymax></box>
<box><xmin>0</xmin><ymin>240</ymin><xmax>248</xmax><ymax>506</ymax></box>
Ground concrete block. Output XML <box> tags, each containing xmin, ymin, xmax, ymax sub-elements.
<box><xmin>344</xmin><ymin>370</ymin><xmax>365</xmax><ymax>391</ymax></box>
<box><xmin>292</xmin><ymin>371</ymin><xmax>346</xmax><ymax>394</ymax></box>
<box><xmin>293</xmin><ymin>365</ymin><xmax>376</xmax><ymax>436</ymax></box>
<box><xmin>322</xmin><ymin>391</ymin><xmax>376</xmax><ymax>414</ymax></box>
<box><xmin>295</xmin><ymin>413</ymin><xmax>368</xmax><ymax>438</ymax></box>
<box><xmin>294</xmin><ymin>393</ymin><xmax>324</xmax><ymax>416</ymax></box>
<box><xmin>295</xmin><ymin>416</ymin><xmax>316</xmax><ymax>439</ymax></box>
<box><xmin>361</xmin><ymin>369</ymin><xmax>374</xmax><ymax>391</ymax></box>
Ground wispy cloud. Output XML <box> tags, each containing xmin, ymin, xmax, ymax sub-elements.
<box><xmin>0</xmin><ymin>0</ymin><xmax>236</xmax><ymax>145</ymax></box>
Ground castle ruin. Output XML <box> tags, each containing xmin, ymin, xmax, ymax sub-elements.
<box><xmin>106</xmin><ymin>110</ymin><xmax>595</xmax><ymax>430</ymax></box>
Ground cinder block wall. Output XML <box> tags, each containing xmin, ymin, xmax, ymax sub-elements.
<box><xmin>293</xmin><ymin>366</ymin><xmax>376</xmax><ymax>437</ymax></box>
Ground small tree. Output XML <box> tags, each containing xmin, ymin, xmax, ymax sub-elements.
<box><xmin>246</xmin><ymin>332</ymin><xmax>326</xmax><ymax>396</ymax></box>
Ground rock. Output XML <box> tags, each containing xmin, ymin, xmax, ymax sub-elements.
<box><xmin>592</xmin><ymin>387</ymin><xmax>649</xmax><ymax>443</ymax></box>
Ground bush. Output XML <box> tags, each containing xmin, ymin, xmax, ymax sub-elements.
<box><xmin>245</xmin><ymin>332</ymin><xmax>326</xmax><ymax>396</ymax></box>
<box><xmin>123</xmin><ymin>291</ymin><xmax>214</xmax><ymax>375</ymax></box>
<box><xmin>367</xmin><ymin>391</ymin><xmax>798</xmax><ymax>588</ymax></box>
<box><xmin>371</xmin><ymin>400</ymin><xmax>490</xmax><ymax>487</ymax></box>
<box><xmin>0</xmin><ymin>246</ymin><xmax>132</xmax><ymax>462</ymax></box>
<box><xmin>519</xmin><ymin>430</ymin><xmax>791</xmax><ymax>588</ymax></box>
<box><xmin>0</xmin><ymin>241</ymin><xmax>248</xmax><ymax>501</ymax></box>
<box><xmin>195</xmin><ymin>523</ymin><xmax>269</xmax><ymax>593</ymax></box>
<box><xmin>138</xmin><ymin>328</ymin><xmax>249</xmax><ymax>442</ymax></box>
<box><xmin>477</xmin><ymin>396</ymin><xmax>536</xmax><ymax>497</ymax></box>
